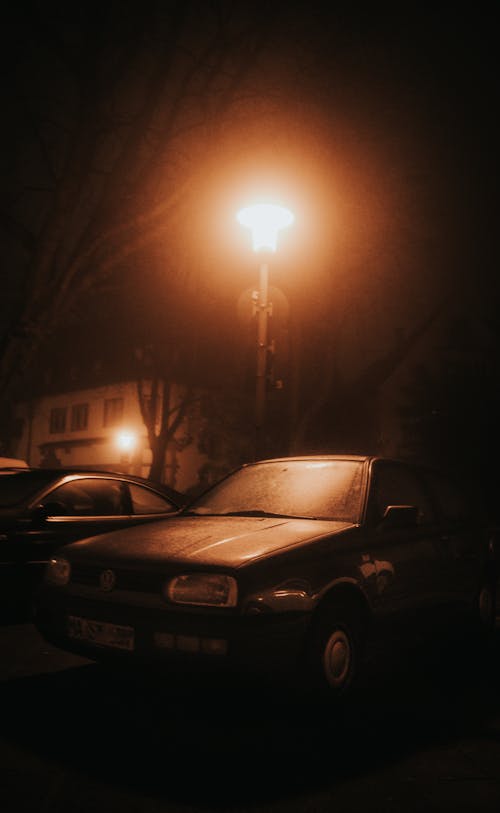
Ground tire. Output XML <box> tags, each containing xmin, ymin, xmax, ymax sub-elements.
<box><xmin>306</xmin><ymin>599</ymin><xmax>365</xmax><ymax>697</ymax></box>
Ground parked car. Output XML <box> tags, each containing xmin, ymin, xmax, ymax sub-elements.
<box><xmin>33</xmin><ymin>455</ymin><xmax>497</xmax><ymax>695</ymax></box>
<box><xmin>0</xmin><ymin>456</ymin><xmax>29</xmax><ymax>469</ymax></box>
<box><xmin>1</xmin><ymin>468</ymin><xmax>185</xmax><ymax>609</ymax></box>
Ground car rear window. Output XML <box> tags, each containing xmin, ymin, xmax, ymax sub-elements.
<box><xmin>129</xmin><ymin>483</ymin><xmax>179</xmax><ymax>514</ymax></box>
<box><xmin>425</xmin><ymin>470</ymin><xmax>473</xmax><ymax>521</ymax></box>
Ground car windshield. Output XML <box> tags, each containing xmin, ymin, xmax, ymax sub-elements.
<box><xmin>0</xmin><ymin>471</ymin><xmax>60</xmax><ymax>507</ymax></box>
<box><xmin>187</xmin><ymin>459</ymin><xmax>365</xmax><ymax>522</ymax></box>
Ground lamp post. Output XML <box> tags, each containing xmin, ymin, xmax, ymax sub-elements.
<box><xmin>236</xmin><ymin>203</ymin><xmax>294</xmax><ymax>460</ymax></box>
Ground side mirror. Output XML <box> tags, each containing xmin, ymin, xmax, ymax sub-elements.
<box><xmin>33</xmin><ymin>501</ymin><xmax>69</xmax><ymax>521</ymax></box>
<box><xmin>381</xmin><ymin>505</ymin><xmax>419</xmax><ymax>529</ymax></box>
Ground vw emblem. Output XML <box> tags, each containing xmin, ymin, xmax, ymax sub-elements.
<box><xmin>99</xmin><ymin>569</ymin><xmax>116</xmax><ymax>592</ymax></box>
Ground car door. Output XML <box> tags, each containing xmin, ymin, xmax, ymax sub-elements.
<box><xmin>9</xmin><ymin>476</ymin><xmax>179</xmax><ymax>596</ymax></box>
<box><xmin>364</xmin><ymin>460</ymin><xmax>443</xmax><ymax>624</ymax></box>
<box><xmin>28</xmin><ymin>476</ymin><xmax>180</xmax><ymax>554</ymax></box>
<box><xmin>424</xmin><ymin>469</ymin><xmax>484</xmax><ymax>604</ymax></box>
<box><xmin>24</xmin><ymin>477</ymin><xmax>133</xmax><ymax>559</ymax></box>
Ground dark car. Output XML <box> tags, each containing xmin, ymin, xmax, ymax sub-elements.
<box><xmin>1</xmin><ymin>468</ymin><xmax>185</xmax><ymax>609</ymax></box>
<box><xmin>0</xmin><ymin>456</ymin><xmax>29</xmax><ymax>469</ymax></box>
<box><xmin>34</xmin><ymin>455</ymin><xmax>497</xmax><ymax>695</ymax></box>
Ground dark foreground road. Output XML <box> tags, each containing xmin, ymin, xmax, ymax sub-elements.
<box><xmin>1</xmin><ymin>614</ymin><xmax>500</xmax><ymax>813</ymax></box>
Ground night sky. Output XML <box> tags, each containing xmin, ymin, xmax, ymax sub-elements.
<box><xmin>1</xmin><ymin>2</ymin><xmax>498</xmax><ymax>483</ymax></box>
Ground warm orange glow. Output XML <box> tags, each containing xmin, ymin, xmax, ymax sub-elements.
<box><xmin>115</xmin><ymin>430</ymin><xmax>137</xmax><ymax>453</ymax></box>
<box><xmin>237</xmin><ymin>203</ymin><xmax>294</xmax><ymax>252</ymax></box>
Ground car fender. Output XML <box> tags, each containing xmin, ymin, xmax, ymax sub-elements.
<box><xmin>242</xmin><ymin>578</ymin><xmax>315</xmax><ymax>614</ymax></box>
<box><xmin>242</xmin><ymin>575</ymin><xmax>371</xmax><ymax>617</ymax></box>
<box><xmin>312</xmin><ymin>576</ymin><xmax>373</xmax><ymax>625</ymax></box>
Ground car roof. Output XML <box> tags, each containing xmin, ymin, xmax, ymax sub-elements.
<box><xmin>0</xmin><ymin>467</ymin><xmax>186</xmax><ymax>505</ymax></box>
<box><xmin>248</xmin><ymin>455</ymin><xmax>466</xmax><ymax>483</ymax></box>
<box><xmin>251</xmin><ymin>454</ymin><xmax>444</xmax><ymax>467</ymax></box>
<box><xmin>249</xmin><ymin>454</ymin><xmax>373</xmax><ymax>464</ymax></box>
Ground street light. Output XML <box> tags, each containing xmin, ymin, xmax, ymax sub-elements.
<box><xmin>236</xmin><ymin>203</ymin><xmax>294</xmax><ymax>460</ymax></box>
<box><xmin>115</xmin><ymin>430</ymin><xmax>137</xmax><ymax>473</ymax></box>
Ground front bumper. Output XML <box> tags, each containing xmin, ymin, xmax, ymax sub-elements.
<box><xmin>33</xmin><ymin>587</ymin><xmax>310</xmax><ymax>680</ymax></box>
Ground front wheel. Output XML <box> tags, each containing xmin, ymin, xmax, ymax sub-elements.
<box><xmin>306</xmin><ymin>601</ymin><xmax>365</xmax><ymax>697</ymax></box>
<box><xmin>322</xmin><ymin>626</ymin><xmax>355</xmax><ymax>690</ymax></box>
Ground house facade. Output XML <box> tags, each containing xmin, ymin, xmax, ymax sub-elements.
<box><xmin>13</xmin><ymin>380</ymin><xmax>208</xmax><ymax>493</ymax></box>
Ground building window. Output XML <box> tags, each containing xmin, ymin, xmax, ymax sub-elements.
<box><xmin>104</xmin><ymin>397</ymin><xmax>124</xmax><ymax>427</ymax></box>
<box><xmin>71</xmin><ymin>403</ymin><xmax>89</xmax><ymax>431</ymax></box>
<box><xmin>49</xmin><ymin>407</ymin><xmax>67</xmax><ymax>434</ymax></box>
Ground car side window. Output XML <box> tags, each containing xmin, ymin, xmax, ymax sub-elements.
<box><xmin>46</xmin><ymin>479</ymin><xmax>127</xmax><ymax>516</ymax></box>
<box><xmin>128</xmin><ymin>483</ymin><xmax>178</xmax><ymax>515</ymax></box>
<box><xmin>369</xmin><ymin>463</ymin><xmax>436</xmax><ymax>526</ymax></box>
<box><xmin>424</xmin><ymin>471</ymin><xmax>471</xmax><ymax>522</ymax></box>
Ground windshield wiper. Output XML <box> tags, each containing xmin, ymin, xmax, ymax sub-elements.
<box><xmin>181</xmin><ymin>511</ymin><xmax>225</xmax><ymax>516</ymax></box>
<box><xmin>182</xmin><ymin>509</ymin><xmax>319</xmax><ymax>519</ymax></box>
<box><xmin>229</xmin><ymin>509</ymin><xmax>353</xmax><ymax>522</ymax></box>
<box><xmin>181</xmin><ymin>509</ymin><xmax>283</xmax><ymax>517</ymax></box>
<box><xmin>220</xmin><ymin>510</ymin><xmax>315</xmax><ymax>519</ymax></box>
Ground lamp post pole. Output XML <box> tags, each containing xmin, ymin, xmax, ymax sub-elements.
<box><xmin>255</xmin><ymin>259</ymin><xmax>269</xmax><ymax>459</ymax></box>
<box><xmin>237</xmin><ymin>203</ymin><xmax>294</xmax><ymax>461</ymax></box>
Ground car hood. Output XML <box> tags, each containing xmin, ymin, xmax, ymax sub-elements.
<box><xmin>64</xmin><ymin>515</ymin><xmax>355</xmax><ymax>568</ymax></box>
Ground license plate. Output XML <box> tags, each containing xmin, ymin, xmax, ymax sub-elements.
<box><xmin>67</xmin><ymin>615</ymin><xmax>135</xmax><ymax>651</ymax></box>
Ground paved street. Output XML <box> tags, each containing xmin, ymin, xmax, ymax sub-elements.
<box><xmin>2</xmin><ymin>614</ymin><xmax>500</xmax><ymax>813</ymax></box>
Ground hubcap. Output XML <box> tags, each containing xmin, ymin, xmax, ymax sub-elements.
<box><xmin>323</xmin><ymin>629</ymin><xmax>352</xmax><ymax>688</ymax></box>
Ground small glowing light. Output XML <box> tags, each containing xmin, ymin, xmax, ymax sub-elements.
<box><xmin>237</xmin><ymin>203</ymin><xmax>294</xmax><ymax>252</ymax></box>
<box><xmin>115</xmin><ymin>431</ymin><xmax>137</xmax><ymax>452</ymax></box>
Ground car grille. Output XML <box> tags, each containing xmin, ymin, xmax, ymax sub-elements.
<box><xmin>70</xmin><ymin>563</ymin><xmax>166</xmax><ymax>594</ymax></box>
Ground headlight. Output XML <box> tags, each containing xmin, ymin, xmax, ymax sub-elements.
<box><xmin>45</xmin><ymin>557</ymin><xmax>71</xmax><ymax>586</ymax></box>
<box><xmin>166</xmin><ymin>573</ymin><xmax>238</xmax><ymax>607</ymax></box>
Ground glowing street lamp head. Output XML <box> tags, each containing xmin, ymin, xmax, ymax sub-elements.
<box><xmin>237</xmin><ymin>203</ymin><xmax>294</xmax><ymax>252</ymax></box>
<box><xmin>115</xmin><ymin>430</ymin><xmax>137</xmax><ymax>453</ymax></box>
